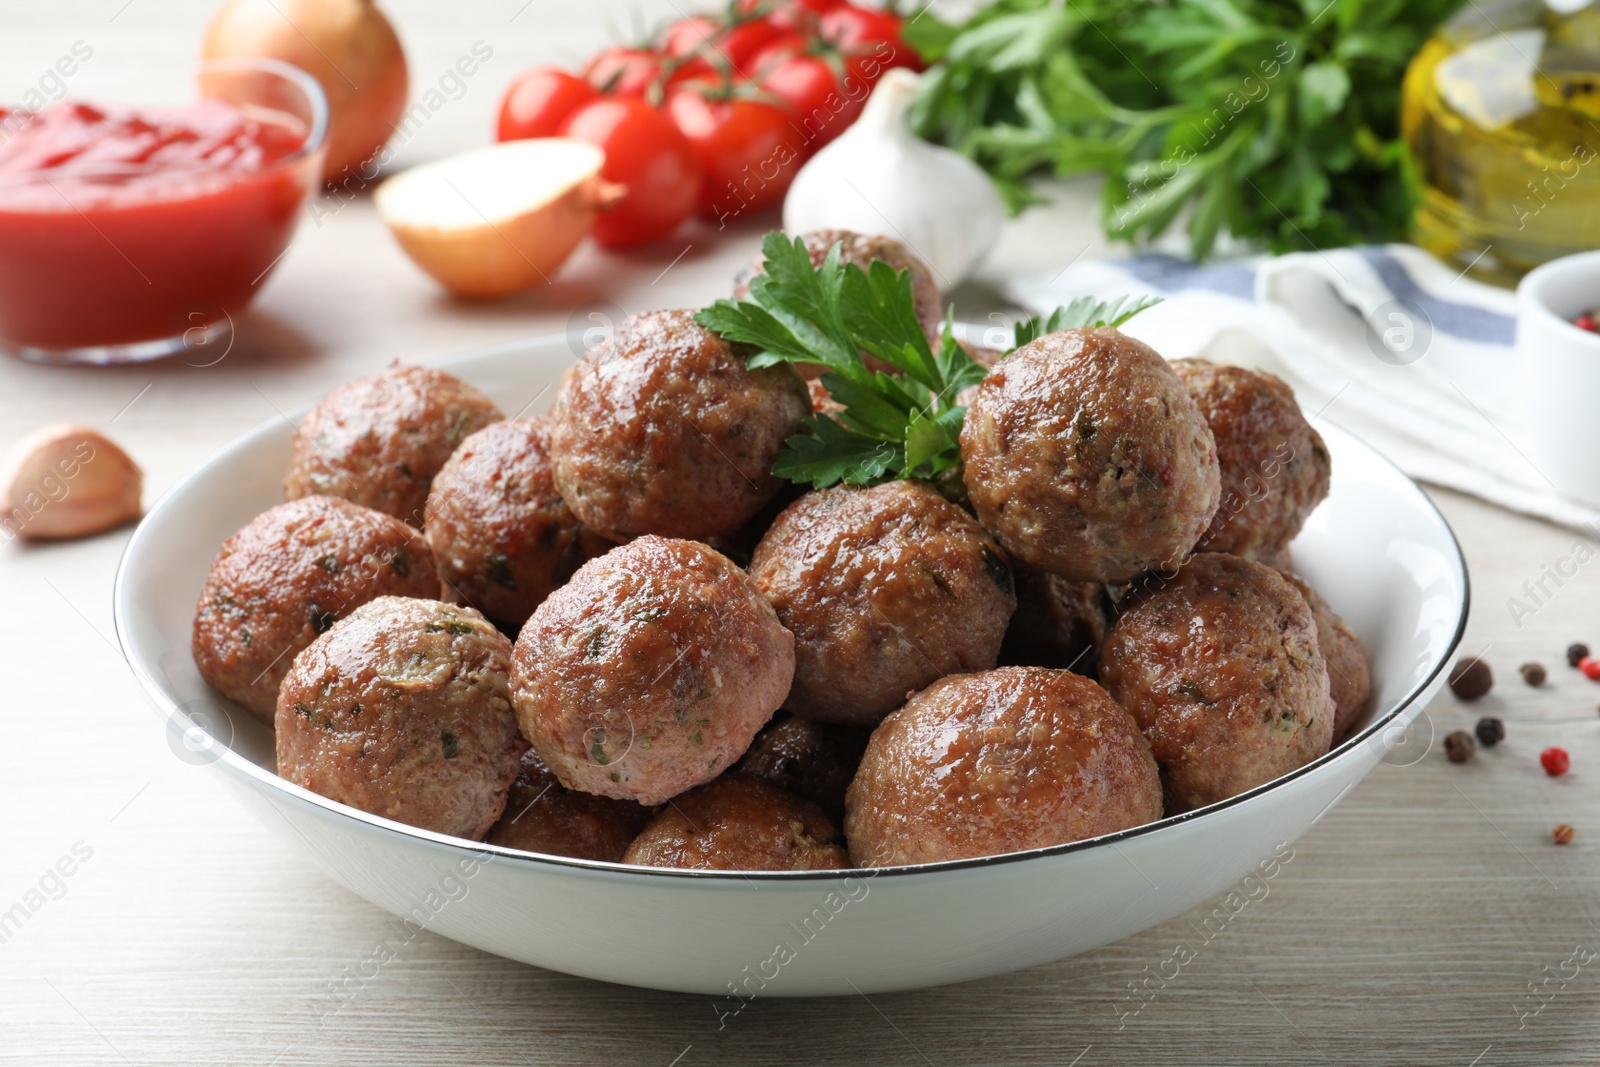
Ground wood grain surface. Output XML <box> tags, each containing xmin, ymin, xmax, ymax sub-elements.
<box><xmin>1</xmin><ymin>3</ymin><xmax>1597</xmax><ymax>1064</ymax></box>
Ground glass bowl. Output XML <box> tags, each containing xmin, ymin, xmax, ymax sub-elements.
<box><xmin>0</xmin><ymin>57</ymin><xmax>327</xmax><ymax>366</ymax></box>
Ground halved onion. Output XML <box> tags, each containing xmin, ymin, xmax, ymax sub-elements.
<box><xmin>375</xmin><ymin>139</ymin><xmax>620</xmax><ymax>299</ymax></box>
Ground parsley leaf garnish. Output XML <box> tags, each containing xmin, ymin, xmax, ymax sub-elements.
<box><xmin>696</xmin><ymin>231</ymin><xmax>1156</xmax><ymax>489</ymax></box>
<box><xmin>1012</xmin><ymin>294</ymin><xmax>1164</xmax><ymax>348</ymax></box>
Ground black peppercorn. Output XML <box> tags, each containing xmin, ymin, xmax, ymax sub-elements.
<box><xmin>1449</xmin><ymin>657</ymin><xmax>1493</xmax><ymax>700</ymax></box>
<box><xmin>1444</xmin><ymin>730</ymin><xmax>1476</xmax><ymax>763</ymax></box>
<box><xmin>1474</xmin><ymin>716</ymin><xmax>1504</xmax><ymax>747</ymax></box>
<box><xmin>1520</xmin><ymin>661</ymin><xmax>1547</xmax><ymax>687</ymax></box>
<box><xmin>1568</xmin><ymin>643</ymin><xmax>1590</xmax><ymax>667</ymax></box>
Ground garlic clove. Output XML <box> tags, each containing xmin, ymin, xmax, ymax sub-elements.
<box><xmin>783</xmin><ymin>68</ymin><xmax>1005</xmax><ymax>287</ymax></box>
<box><xmin>0</xmin><ymin>423</ymin><xmax>143</xmax><ymax>541</ymax></box>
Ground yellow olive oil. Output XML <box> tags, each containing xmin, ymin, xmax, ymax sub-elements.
<box><xmin>1403</xmin><ymin>0</ymin><xmax>1600</xmax><ymax>285</ymax></box>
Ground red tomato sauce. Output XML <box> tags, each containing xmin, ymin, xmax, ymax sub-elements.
<box><xmin>0</xmin><ymin>100</ymin><xmax>316</xmax><ymax>354</ymax></box>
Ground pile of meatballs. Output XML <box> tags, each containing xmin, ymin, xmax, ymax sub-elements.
<box><xmin>191</xmin><ymin>229</ymin><xmax>1371</xmax><ymax>872</ymax></box>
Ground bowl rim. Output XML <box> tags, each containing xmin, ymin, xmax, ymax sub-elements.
<box><xmin>1518</xmin><ymin>249</ymin><xmax>1600</xmax><ymax>353</ymax></box>
<box><xmin>112</xmin><ymin>332</ymin><xmax>1471</xmax><ymax>884</ymax></box>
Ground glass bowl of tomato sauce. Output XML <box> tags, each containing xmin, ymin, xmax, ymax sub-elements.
<box><xmin>0</xmin><ymin>58</ymin><xmax>327</xmax><ymax>365</ymax></box>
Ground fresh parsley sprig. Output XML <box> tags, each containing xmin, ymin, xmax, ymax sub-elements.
<box><xmin>1011</xmin><ymin>294</ymin><xmax>1164</xmax><ymax>348</ymax></box>
<box><xmin>696</xmin><ymin>232</ymin><xmax>1158</xmax><ymax>489</ymax></box>
<box><xmin>905</xmin><ymin>0</ymin><xmax>1459</xmax><ymax>259</ymax></box>
<box><xmin>696</xmin><ymin>233</ymin><xmax>984</xmax><ymax>488</ymax></box>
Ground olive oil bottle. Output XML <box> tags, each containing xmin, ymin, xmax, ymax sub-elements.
<box><xmin>1403</xmin><ymin>0</ymin><xmax>1600</xmax><ymax>285</ymax></box>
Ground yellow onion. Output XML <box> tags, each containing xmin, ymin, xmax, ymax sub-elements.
<box><xmin>201</xmin><ymin>0</ymin><xmax>408</xmax><ymax>182</ymax></box>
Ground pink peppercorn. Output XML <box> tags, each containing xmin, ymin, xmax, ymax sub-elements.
<box><xmin>1541</xmin><ymin>747</ymin><xmax>1571</xmax><ymax>776</ymax></box>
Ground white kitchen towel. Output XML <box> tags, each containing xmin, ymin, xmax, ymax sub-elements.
<box><xmin>1002</xmin><ymin>243</ymin><xmax>1600</xmax><ymax>531</ymax></box>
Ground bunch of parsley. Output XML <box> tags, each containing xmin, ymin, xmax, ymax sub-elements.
<box><xmin>696</xmin><ymin>233</ymin><xmax>1157</xmax><ymax>489</ymax></box>
<box><xmin>905</xmin><ymin>0</ymin><xmax>1460</xmax><ymax>258</ymax></box>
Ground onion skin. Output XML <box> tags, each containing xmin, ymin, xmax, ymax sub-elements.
<box><xmin>201</xmin><ymin>0</ymin><xmax>409</xmax><ymax>183</ymax></box>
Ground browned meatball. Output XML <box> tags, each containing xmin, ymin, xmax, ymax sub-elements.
<box><xmin>1284</xmin><ymin>573</ymin><xmax>1371</xmax><ymax>742</ymax></box>
<box><xmin>999</xmin><ymin>566</ymin><xmax>1112</xmax><ymax>676</ymax></box>
<box><xmin>192</xmin><ymin>496</ymin><xmax>439</xmax><ymax>723</ymax></box>
<box><xmin>285</xmin><ymin>364</ymin><xmax>503</xmax><ymax>527</ymax></box>
<box><xmin>484</xmin><ymin>749</ymin><xmax>654</xmax><ymax>861</ymax></box>
<box><xmin>275</xmin><ymin>597</ymin><xmax>525</xmax><ymax>840</ymax></box>
<box><xmin>424</xmin><ymin>417</ymin><xmax>593</xmax><ymax>629</ymax></box>
<box><xmin>961</xmin><ymin>328</ymin><xmax>1221</xmax><ymax>583</ymax></box>
<box><xmin>749</xmin><ymin>481</ymin><xmax>1016</xmax><ymax>726</ymax></box>
<box><xmin>621</xmin><ymin>773</ymin><xmax>847</xmax><ymax>871</ymax></box>
<box><xmin>845</xmin><ymin>667</ymin><xmax>1163</xmax><ymax>866</ymax></box>
<box><xmin>733</xmin><ymin>230</ymin><xmax>945</xmax><ymax>365</ymax></box>
<box><xmin>550</xmin><ymin>310</ymin><xmax>810</xmax><ymax>542</ymax></box>
<box><xmin>511</xmin><ymin>536</ymin><xmax>794</xmax><ymax>804</ymax></box>
<box><xmin>735</xmin><ymin>716</ymin><xmax>871</xmax><ymax>821</ymax></box>
<box><xmin>1099</xmin><ymin>553</ymin><xmax>1335</xmax><ymax>812</ymax></box>
<box><xmin>1174</xmin><ymin>359</ymin><xmax>1331</xmax><ymax>561</ymax></box>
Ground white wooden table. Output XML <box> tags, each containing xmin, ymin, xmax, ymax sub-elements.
<box><xmin>2</xmin><ymin>3</ymin><xmax>1598</xmax><ymax>1064</ymax></box>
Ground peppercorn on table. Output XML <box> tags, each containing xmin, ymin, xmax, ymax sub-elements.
<box><xmin>1</xmin><ymin>3</ymin><xmax>1597</xmax><ymax>1065</ymax></box>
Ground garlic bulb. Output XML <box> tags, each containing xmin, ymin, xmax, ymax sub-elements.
<box><xmin>783</xmin><ymin>68</ymin><xmax>1004</xmax><ymax>287</ymax></box>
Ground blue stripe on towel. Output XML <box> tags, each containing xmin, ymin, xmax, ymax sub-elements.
<box><xmin>1120</xmin><ymin>253</ymin><xmax>1258</xmax><ymax>301</ymax></box>
<box><xmin>1356</xmin><ymin>247</ymin><xmax>1515</xmax><ymax>345</ymax></box>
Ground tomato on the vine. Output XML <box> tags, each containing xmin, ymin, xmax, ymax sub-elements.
<box><xmin>584</xmin><ymin>46</ymin><xmax>711</xmax><ymax>97</ymax></box>
<box><xmin>496</xmin><ymin>67</ymin><xmax>598</xmax><ymax>142</ymax></box>
<box><xmin>737</xmin><ymin>0</ymin><xmax>844</xmax><ymax>32</ymax></box>
<box><xmin>560</xmin><ymin>97</ymin><xmax>702</xmax><ymax>248</ymax></box>
<box><xmin>752</xmin><ymin>44</ymin><xmax>867</xmax><ymax>150</ymax></box>
<box><xmin>666</xmin><ymin>85</ymin><xmax>806</xmax><ymax>222</ymax></box>
<box><xmin>819</xmin><ymin>6</ymin><xmax>923</xmax><ymax>71</ymax></box>
<box><xmin>661</xmin><ymin>15</ymin><xmax>720</xmax><ymax>57</ymax></box>
<box><xmin>662</xmin><ymin>14</ymin><xmax>786</xmax><ymax>78</ymax></box>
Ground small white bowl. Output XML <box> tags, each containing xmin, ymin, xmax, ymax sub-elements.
<box><xmin>113</xmin><ymin>333</ymin><xmax>1468</xmax><ymax>996</ymax></box>
<box><xmin>1517</xmin><ymin>251</ymin><xmax>1600</xmax><ymax>508</ymax></box>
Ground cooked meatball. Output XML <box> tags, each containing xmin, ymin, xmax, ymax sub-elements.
<box><xmin>484</xmin><ymin>749</ymin><xmax>654</xmax><ymax>861</ymax></box>
<box><xmin>550</xmin><ymin>310</ymin><xmax>810</xmax><ymax>542</ymax></box>
<box><xmin>733</xmin><ymin>229</ymin><xmax>945</xmax><ymax>362</ymax></box>
<box><xmin>192</xmin><ymin>496</ymin><xmax>439</xmax><ymax>723</ymax></box>
<box><xmin>999</xmin><ymin>566</ymin><xmax>1112</xmax><ymax>676</ymax></box>
<box><xmin>1284</xmin><ymin>573</ymin><xmax>1371</xmax><ymax>742</ymax></box>
<box><xmin>424</xmin><ymin>417</ymin><xmax>593</xmax><ymax>629</ymax></box>
<box><xmin>275</xmin><ymin>597</ymin><xmax>525</xmax><ymax>840</ymax></box>
<box><xmin>749</xmin><ymin>480</ymin><xmax>1016</xmax><ymax>726</ymax></box>
<box><xmin>736</xmin><ymin>716</ymin><xmax>871</xmax><ymax>821</ymax></box>
<box><xmin>845</xmin><ymin>667</ymin><xmax>1163</xmax><ymax>866</ymax></box>
<box><xmin>285</xmin><ymin>364</ymin><xmax>503</xmax><ymax>526</ymax></box>
<box><xmin>511</xmin><ymin>536</ymin><xmax>794</xmax><ymax>804</ymax></box>
<box><xmin>961</xmin><ymin>328</ymin><xmax>1221</xmax><ymax>583</ymax></box>
<box><xmin>1174</xmin><ymin>359</ymin><xmax>1331</xmax><ymax>561</ymax></box>
<box><xmin>621</xmin><ymin>773</ymin><xmax>847</xmax><ymax>871</ymax></box>
<box><xmin>1099</xmin><ymin>553</ymin><xmax>1335</xmax><ymax>812</ymax></box>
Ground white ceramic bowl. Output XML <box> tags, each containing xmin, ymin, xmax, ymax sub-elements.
<box><xmin>1517</xmin><ymin>251</ymin><xmax>1600</xmax><ymax>508</ymax></box>
<box><xmin>113</xmin><ymin>333</ymin><xmax>1468</xmax><ymax>996</ymax></box>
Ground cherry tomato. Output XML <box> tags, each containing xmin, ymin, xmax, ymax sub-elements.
<box><xmin>737</xmin><ymin>0</ymin><xmax>844</xmax><ymax>32</ymax></box>
<box><xmin>661</xmin><ymin>16</ymin><xmax>720</xmax><ymax>57</ymax></box>
<box><xmin>754</xmin><ymin>46</ymin><xmax>866</xmax><ymax>150</ymax></box>
<box><xmin>663</xmin><ymin>15</ymin><xmax>787</xmax><ymax>79</ymax></box>
<box><xmin>820</xmin><ymin>5</ymin><xmax>923</xmax><ymax>71</ymax></box>
<box><xmin>560</xmin><ymin>98</ymin><xmax>702</xmax><ymax>248</ymax></box>
<box><xmin>584</xmin><ymin>46</ymin><xmax>711</xmax><ymax>98</ymax></box>
<box><xmin>496</xmin><ymin>67</ymin><xmax>598</xmax><ymax>142</ymax></box>
<box><xmin>667</xmin><ymin>87</ymin><xmax>806</xmax><ymax>221</ymax></box>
